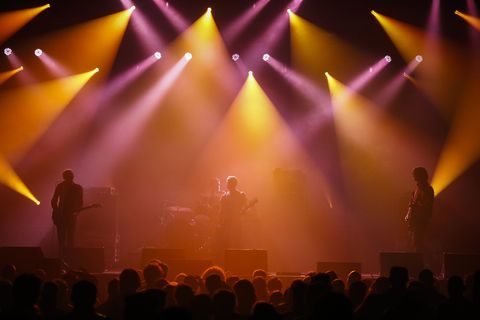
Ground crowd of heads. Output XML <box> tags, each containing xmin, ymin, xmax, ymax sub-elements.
<box><xmin>1</xmin><ymin>261</ymin><xmax>479</xmax><ymax>319</ymax></box>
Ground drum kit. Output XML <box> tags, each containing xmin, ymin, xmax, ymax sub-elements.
<box><xmin>160</xmin><ymin>201</ymin><xmax>217</xmax><ymax>253</ymax></box>
<box><xmin>159</xmin><ymin>193</ymin><xmax>258</xmax><ymax>253</ymax></box>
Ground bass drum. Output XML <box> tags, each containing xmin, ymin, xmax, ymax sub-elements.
<box><xmin>190</xmin><ymin>214</ymin><xmax>215</xmax><ymax>254</ymax></box>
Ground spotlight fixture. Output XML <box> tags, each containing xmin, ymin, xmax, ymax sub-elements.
<box><xmin>154</xmin><ymin>51</ymin><xmax>162</xmax><ymax>60</ymax></box>
<box><xmin>4</xmin><ymin>48</ymin><xmax>12</xmax><ymax>56</ymax></box>
<box><xmin>287</xmin><ymin>9</ymin><xmax>292</xmax><ymax>15</ymax></box>
<box><xmin>248</xmin><ymin>70</ymin><xmax>253</xmax><ymax>76</ymax></box>
<box><xmin>207</xmin><ymin>7</ymin><xmax>212</xmax><ymax>14</ymax></box>
<box><xmin>184</xmin><ymin>52</ymin><xmax>193</xmax><ymax>60</ymax></box>
<box><xmin>325</xmin><ymin>71</ymin><xmax>330</xmax><ymax>77</ymax></box>
<box><xmin>129</xmin><ymin>5</ymin><xmax>136</xmax><ymax>12</ymax></box>
<box><xmin>262</xmin><ymin>53</ymin><xmax>270</xmax><ymax>62</ymax></box>
<box><xmin>34</xmin><ymin>49</ymin><xmax>43</xmax><ymax>57</ymax></box>
<box><xmin>19</xmin><ymin>66</ymin><xmax>24</xmax><ymax>71</ymax></box>
<box><xmin>415</xmin><ymin>55</ymin><xmax>423</xmax><ymax>63</ymax></box>
<box><xmin>232</xmin><ymin>53</ymin><xmax>240</xmax><ymax>62</ymax></box>
<box><xmin>369</xmin><ymin>67</ymin><xmax>373</xmax><ymax>73</ymax></box>
<box><xmin>384</xmin><ymin>55</ymin><xmax>392</xmax><ymax>63</ymax></box>
<box><xmin>94</xmin><ymin>67</ymin><xmax>100</xmax><ymax>73</ymax></box>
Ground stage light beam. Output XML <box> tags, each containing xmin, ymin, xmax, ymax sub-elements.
<box><xmin>0</xmin><ymin>4</ymin><xmax>51</xmax><ymax>44</ymax></box>
<box><xmin>0</xmin><ymin>66</ymin><xmax>24</xmax><ymax>86</ymax></box>
<box><xmin>455</xmin><ymin>10</ymin><xmax>480</xmax><ymax>31</ymax></box>
<box><xmin>27</xmin><ymin>8</ymin><xmax>134</xmax><ymax>77</ymax></box>
<box><xmin>222</xmin><ymin>0</ymin><xmax>270</xmax><ymax>43</ymax></box>
<box><xmin>0</xmin><ymin>156</ymin><xmax>40</xmax><ymax>205</ymax></box>
<box><xmin>0</xmin><ymin>69</ymin><xmax>100</xmax><ymax>158</ymax></box>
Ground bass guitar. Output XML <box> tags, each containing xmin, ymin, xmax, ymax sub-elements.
<box><xmin>52</xmin><ymin>203</ymin><xmax>101</xmax><ymax>225</ymax></box>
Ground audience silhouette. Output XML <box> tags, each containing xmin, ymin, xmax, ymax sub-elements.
<box><xmin>0</xmin><ymin>261</ymin><xmax>479</xmax><ymax>320</ymax></box>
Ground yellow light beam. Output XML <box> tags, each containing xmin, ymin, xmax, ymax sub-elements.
<box><xmin>0</xmin><ymin>68</ymin><xmax>99</xmax><ymax>159</ymax></box>
<box><xmin>27</xmin><ymin>8</ymin><xmax>133</xmax><ymax>77</ymax></box>
<box><xmin>0</xmin><ymin>4</ymin><xmax>50</xmax><ymax>44</ymax></box>
<box><xmin>432</xmin><ymin>71</ymin><xmax>480</xmax><ymax>195</ymax></box>
<box><xmin>455</xmin><ymin>10</ymin><xmax>480</xmax><ymax>31</ymax></box>
<box><xmin>189</xmin><ymin>72</ymin><xmax>334</xmax><ymax>210</ymax></box>
<box><xmin>326</xmin><ymin>72</ymin><xmax>435</xmax><ymax>198</ymax></box>
<box><xmin>371</xmin><ymin>10</ymin><xmax>426</xmax><ymax>62</ymax></box>
<box><xmin>290</xmin><ymin>11</ymin><xmax>369</xmax><ymax>82</ymax></box>
<box><xmin>0</xmin><ymin>66</ymin><xmax>23</xmax><ymax>86</ymax></box>
<box><xmin>0</xmin><ymin>155</ymin><xmax>40</xmax><ymax>205</ymax></box>
<box><xmin>371</xmin><ymin>10</ymin><xmax>466</xmax><ymax>119</ymax></box>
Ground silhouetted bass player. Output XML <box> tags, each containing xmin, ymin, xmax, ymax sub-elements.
<box><xmin>51</xmin><ymin>169</ymin><xmax>83</xmax><ymax>257</ymax></box>
<box><xmin>405</xmin><ymin>167</ymin><xmax>434</xmax><ymax>253</ymax></box>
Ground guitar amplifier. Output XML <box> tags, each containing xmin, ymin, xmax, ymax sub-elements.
<box><xmin>76</xmin><ymin>187</ymin><xmax>118</xmax><ymax>267</ymax></box>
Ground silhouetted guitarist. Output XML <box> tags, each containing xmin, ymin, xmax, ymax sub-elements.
<box><xmin>51</xmin><ymin>169</ymin><xmax>83</xmax><ymax>257</ymax></box>
<box><xmin>404</xmin><ymin>167</ymin><xmax>434</xmax><ymax>253</ymax></box>
<box><xmin>219</xmin><ymin>176</ymin><xmax>248</xmax><ymax>249</ymax></box>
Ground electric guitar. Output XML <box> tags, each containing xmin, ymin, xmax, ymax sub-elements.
<box><xmin>52</xmin><ymin>204</ymin><xmax>101</xmax><ymax>225</ymax></box>
<box><xmin>242</xmin><ymin>198</ymin><xmax>259</xmax><ymax>214</ymax></box>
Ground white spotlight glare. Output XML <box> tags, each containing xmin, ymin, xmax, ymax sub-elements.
<box><xmin>154</xmin><ymin>51</ymin><xmax>162</xmax><ymax>60</ymax></box>
<box><xmin>94</xmin><ymin>67</ymin><xmax>100</xmax><ymax>73</ymax></box>
<box><xmin>384</xmin><ymin>55</ymin><xmax>392</xmax><ymax>63</ymax></box>
<box><xmin>248</xmin><ymin>70</ymin><xmax>253</xmax><ymax>77</ymax></box>
<box><xmin>207</xmin><ymin>7</ymin><xmax>212</xmax><ymax>14</ymax></box>
<box><xmin>287</xmin><ymin>9</ymin><xmax>292</xmax><ymax>15</ymax></box>
<box><xmin>129</xmin><ymin>5</ymin><xmax>136</xmax><ymax>12</ymax></box>
<box><xmin>34</xmin><ymin>49</ymin><xmax>43</xmax><ymax>57</ymax></box>
<box><xmin>262</xmin><ymin>53</ymin><xmax>270</xmax><ymax>62</ymax></box>
<box><xmin>415</xmin><ymin>55</ymin><xmax>423</xmax><ymax>63</ymax></box>
<box><xmin>4</xmin><ymin>48</ymin><xmax>12</xmax><ymax>56</ymax></box>
<box><xmin>232</xmin><ymin>53</ymin><xmax>240</xmax><ymax>62</ymax></box>
<box><xmin>184</xmin><ymin>52</ymin><xmax>193</xmax><ymax>61</ymax></box>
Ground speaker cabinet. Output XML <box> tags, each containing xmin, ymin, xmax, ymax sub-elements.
<box><xmin>225</xmin><ymin>249</ymin><xmax>267</xmax><ymax>276</ymax></box>
<box><xmin>64</xmin><ymin>247</ymin><xmax>105</xmax><ymax>273</ymax></box>
<box><xmin>380</xmin><ymin>252</ymin><xmax>424</xmax><ymax>277</ymax></box>
<box><xmin>141</xmin><ymin>248</ymin><xmax>186</xmax><ymax>267</ymax></box>
<box><xmin>444</xmin><ymin>253</ymin><xmax>480</xmax><ymax>278</ymax></box>
<box><xmin>317</xmin><ymin>262</ymin><xmax>362</xmax><ymax>280</ymax></box>
<box><xmin>0</xmin><ymin>247</ymin><xmax>44</xmax><ymax>273</ymax></box>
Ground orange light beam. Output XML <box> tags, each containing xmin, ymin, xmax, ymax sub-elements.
<box><xmin>455</xmin><ymin>10</ymin><xmax>480</xmax><ymax>31</ymax></box>
<box><xmin>0</xmin><ymin>66</ymin><xmax>23</xmax><ymax>86</ymax></box>
<box><xmin>0</xmin><ymin>155</ymin><xmax>40</xmax><ymax>205</ymax></box>
<box><xmin>0</xmin><ymin>4</ymin><xmax>50</xmax><ymax>44</ymax></box>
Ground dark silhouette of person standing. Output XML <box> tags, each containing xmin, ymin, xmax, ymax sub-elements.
<box><xmin>219</xmin><ymin>176</ymin><xmax>247</xmax><ymax>250</ymax></box>
<box><xmin>51</xmin><ymin>169</ymin><xmax>83</xmax><ymax>258</ymax></box>
<box><xmin>405</xmin><ymin>167</ymin><xmax>434</xmax><ymax>253</ymax></box>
